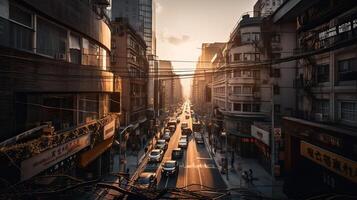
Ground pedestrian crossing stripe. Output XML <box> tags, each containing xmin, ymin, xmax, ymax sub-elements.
<box><xmin>179</xmin><ymin>163</ymin><xmax>217</xmax><ymax>169</ymax></box>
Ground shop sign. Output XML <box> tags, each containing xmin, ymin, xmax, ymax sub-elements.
<box><xmin>251</xmin><ymin>125</ymin><xmax>270</xmax><ymax>146</ymax></box>
<box><xmin>21</xmin><ymin>134</ymin><xmax>90</xmax><ymax>181</ymax></box>
<box><xmin>274</xmin><ymin>128</ymin><xmax>281</xmax><ymax>138</ymax></box>
<box><xmin>103</xmin><ymin>119</ymin><xmax>115</xmax><ymax>140</ymax></box>
<box><xmin>300</xmin><ymin>141</ymin><xmax>357</xmax><ymax>183</ymax></box>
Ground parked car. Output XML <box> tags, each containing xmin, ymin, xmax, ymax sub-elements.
<box><xmin>182</xmin><ymin>127</ymin><xmax>192</xmax><ymax>136</ymax></box>
<box><xmin>181</xmin><ymin>122</ymin><xmax>188</xmax><ymax>130</ymax></box>
<box><xmin>176</xmin><ymin>117</ymin><xmax>180</xmax><ymax>123</ymax></box>
<box><xmin>148</xmin><ymin>149</ymin><xmax>164</xmax><ymax>162</ymax></box>
<box><xmin>185</xmin><ymin>115</ymin><xmax>190</xmax><ymax>119</ymax></box>
<box><xmin>168</xmin><ymin>119</ymin><xmax>177</xmax><ymax>128</ymax></box>
<box><xmin>163</xmin><ymin>132</ymin><xmax>171</xmax><ymax>141</ymax></box>
<box><xmin>156</xmin><ymin>139</ymin><xmax>168</xmax><ymax>150</ymax></box>
<box><xmin>178</xmin><ymin>138</ymin><xmax>188</xmax><ymax>149</ymax></box>
<box><xmin>180</xmin><ymin>135</ymin><xmax>188</xmax><ymax>142</ymax></box>
<box><xmin>171</xmin><ymin>148</ymin><xmax>183</xmax><ymax>159</ymax></box>
<box><xmin>161</xmin><ymin>160</ymin><xmax>179</xmax><ymax>176</ymax></box>
<box><xmin>194</xmin><ymin>132</ymin><xmax>204</xmax><ymax>145</ymax></box>
<box><xmin>135</xmin><ymin>172</ymin><xmax>157</xmax><ymax>189</ymax></box>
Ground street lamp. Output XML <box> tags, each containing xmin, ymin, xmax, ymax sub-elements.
<box><xmin>118</xmin><ymin>124</ymin><xmax>133</xmax><ymax>173</ymax></box>
<box><xmin>221</xmin><ymin>131</ymin><xmax>228</xmax><ymax>180</ymax></box>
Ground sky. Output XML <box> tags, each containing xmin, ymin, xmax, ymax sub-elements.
<box><xmin>156</xmin><ymin>0</ymin><xmax>256</xmax><ymax>98</ymax></box>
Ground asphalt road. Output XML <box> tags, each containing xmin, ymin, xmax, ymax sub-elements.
<box><xmin>156</xmin><ymin>102</ymin><xmax>227</xmax><ymax>198</ymax></box>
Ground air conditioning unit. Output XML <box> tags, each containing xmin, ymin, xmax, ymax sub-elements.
<box><xmin>315</xmin><ymin>113</ymin><xmax>328</xmax><ymax>122</ymax></box>
<box><xmin>55</xmin><ymin>53</ymin><xmax>66</xmax><ymax>60</ymax></box>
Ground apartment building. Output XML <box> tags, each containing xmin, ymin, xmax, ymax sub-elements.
<box><xmin>272</xmin><ymin>0</ymin><xmax>357</xmax><ymax>198</ymax></box>
<box><xmin>0</xmin><ymin>0</ymin><xmax>120</xmax><ymax>183</ymax></box>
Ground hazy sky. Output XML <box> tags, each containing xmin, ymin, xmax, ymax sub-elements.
<box><xmin>156</xmin><ymin>0</ymin><xmax>256</xmax><ymax>98</ymax></box>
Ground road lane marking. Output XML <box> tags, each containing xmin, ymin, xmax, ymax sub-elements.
<box><xmin>165</xmin><ymin>176</ymin><xmax>169</xmax><ymax>188</ymax></box>
<box><xmin>196</xmin><ymin>157</ymin><xmax>212</xmax><ymax>160</ymax></box>
<box><xmin>197</xmin><ymin>161</ymin><xmax>203</xmax><ymax>189</ymax></box>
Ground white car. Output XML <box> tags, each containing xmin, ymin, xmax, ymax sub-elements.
<box><xmin>181</xmin><ymin>122</ymin><xmax>188</xmax><ymax>130</ymax></box>
<box><xmin>149</xmin><ymin>149</ymin><xmax>164</xmax><ymax>162</ymax></box>
<box><xmin>156</xmin><ymin>139</ymin><xmax>168</xmax><ymax>150</ymax></box>
<box><xmin>178</xmin><ymin>138</ymin><xmax>187</xmax><ymax>149</ymax></box>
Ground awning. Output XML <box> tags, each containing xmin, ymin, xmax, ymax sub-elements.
<box><xmin>78</xmin><ymin>137</ymin><xmax>114</xmax><ymax>168</ymax></box>
<box><xmin>226</xmin><ymin>129</ymin><xmax>254</xmax><ymax>138</ymax></box>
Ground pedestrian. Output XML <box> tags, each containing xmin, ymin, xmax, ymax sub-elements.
<box><xmin>248</xmin><ymin>169</ymin><xmax>253</xmax><ymax>182</ymax></box>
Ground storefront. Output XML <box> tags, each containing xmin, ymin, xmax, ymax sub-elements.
<box><xmin>251</xmin><ymin>124</ymin><xmax>271</xmax><ymax>173</ymax></box>
<box><xmin>283</xmin><ymin>117</ymin><xmax>357</xmax><ymax>198</ymax></box>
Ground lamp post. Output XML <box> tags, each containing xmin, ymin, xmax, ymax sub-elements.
<box><xmin>118</xmin><ymin>124</ymin><xmax>133</xmax><ymax>173</ymax></box>
<box><xmin>222</xmin><ymin>131</ymin><xmax>228</xmax><ymax>180</ymax></box>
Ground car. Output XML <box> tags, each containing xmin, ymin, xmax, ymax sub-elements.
<box><xmin>180</xmin><ymin>135</ymin><xmax>188</xmax><ymax>142</ymax></box>
<box><xmin>176</xmin><ymin>117</ymin><xmax>180</xmax><ymax>123</ymax></box>
<box><xmin>171</xmin><ymin>148</ymin><xmax>183</xmax><ymax>159</ymax></box>
<box><xmin>143</xmin><ymin>163</ymin><xmax>159</xmax><ymax>173</ymax></box>
<box><xmin>156</xmin><ymin>139</ymin><xmax>168</xmax><ymax>150</ymax></box>
<box><xmin>148</xmin><ymin>149</ymin><xmax>164</xmax><ymax>162</ymax></box>
<box><xmin>181</xmin><ymin>122</ymin><xmax>188</xmax><ymax>130</ymax></box>
<box><xmin>168</xmin><ymin>119</ymin><xmax>177</xmax><ymax>127</ymax></box>
<box><xmin>161</xmin><ymin>160</ymin><xmax>179</xmax><ymax>176</ymax></box>
<box><xmin>135</xmin><ymin>172</ymin><xmax>157</xmax><ymax>189</ymax></box>
<box><xmin>194</xmin><ymin>132</ymin><xmax>204</xmax><ymax>145</ymax></box>
<box><xmin>163</xmin><ymin>132</ymin><xmax>171</xmax><ymax>141</ymax></box>
<box><xmin>182</xmin><ymin>127</ymin><xmax>192</xmax><ymax>136</ymax></box>
<box><xmin>168</xmin><ymin>125</ymin><xmax>176</xmax><ymax>133</ymax></box>
<box><xmin>185</xmin><ymin>115</ymin><xmax>190</xmax><ymax>119</ymax></box>
<box><xmin>178</xmin><ymin>138</ymin><xmax>188</xmax><ymax>149</ymax></box>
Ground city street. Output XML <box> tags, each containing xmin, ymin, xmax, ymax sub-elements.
<box><xmin>156</xmin><ymin>102</ymin><xmax>226</xmax><ymax>195</ymax></box>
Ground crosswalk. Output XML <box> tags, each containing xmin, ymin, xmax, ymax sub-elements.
<box><xmin>179</xmin><ymin>163</ymin><xmax>217</xmax><ymax>169</ymax></box>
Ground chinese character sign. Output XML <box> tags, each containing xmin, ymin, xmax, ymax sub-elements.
<box><xmin>300</xmin><ymin>141</ymin><xmax>357</xmax><ymax>183</ymax></box>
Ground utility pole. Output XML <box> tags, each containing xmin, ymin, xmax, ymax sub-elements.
<box><xmin>271</xmin><ymin>76</ymin><xmax>276</xmax><ymax>182</ymax></box>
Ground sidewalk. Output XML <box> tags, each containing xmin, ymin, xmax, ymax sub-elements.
<box><xmin>203</xmin><ymin>131</ymin><xmax>287</xmax><ymax>199</ymax></box>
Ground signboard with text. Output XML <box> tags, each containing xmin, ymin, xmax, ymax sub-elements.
<box><xmin>21</xmin><ymin>134</ymin><xmax>90</xmax><ymax>181</ymax></box>
<box><xmin>300</xmin><ymin>141</ymin><xmax>357</xmax><ymax>183</ymax></box>
<box><xmin>103</xmin><ymin>119</ymin><xmax>115</xmax><ymax>140</ymax></box>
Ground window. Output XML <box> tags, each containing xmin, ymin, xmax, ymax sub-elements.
<box><xmin>9</xmin><ymin>3</ymin><xmax>32</xmax><ymax>27</ymax></box>
<box><xmin>272</xmin><ymin>34</ymin><xmax>280</xmax><ymax>43</ymax></box>
<box><xmin>242</xmin><ymin>33</ymin><xmax>250</xmax><ymax>42</ymax></box>
<box><xmin>314</xmin><ymin>100</ymin><xmax>329</xmax><ymax>116</ymax></box>
<box><xmin>234</xmin><ymin>69</ymin><xmax>241</xmax><ymax>77</ymax></box>
<box><xmin>255</xmin><ymin>53</ymin><xmax>260</xmax><ymax>61</ymax></box>
<box><xmin>340</xmin><ymin>102</ymin><xmax>357</xmax><ymax>122</ymax></box>
<box><xmin>243</xmin><ymin>53</ymin><xmax>251</xmax><ymax>61</ymax></box>
<box><xmin>274</xmin><ymin>104</ymin><xmax>281</xmax><ymax>113</ymax></box>
<box><xmin>243</xmin><ymin>104</ymin><xmax>251</xmax><ymax>112</ymax></box>
<box><xmin>37</xmin><ymin>18</ymin><xmax>67</xmax><ymax>58</ymax></box>
<box><xmin>8</xmin><ymin>3</ymin><xmax>33</xmax><ymax>51</ymax></box>
<box><xmin>233</xmin><ymin>86</ymin><xmax>241</xmax><ymax>94</ymax></box>
<box><xmin>253</xmin><ymin>104</ymin><xmax>260</xmax><ymax>112</ymax></box>
<box><xmin>252</xmin><ymin>33</ymin><xmax>260</xmax><ymax>42</ymax></box>
<box><xmin>274</xmin><ymin>68</ymin><xmax>280</xmax><ymax>78</ymax></box>
<box><xmin>273</xmin><ymin>85</ymin><xmax>280</xmax><ymax>95</ymax></box>
<box><xmin>242</xmin><ymin>86</ymin><xmax>252</xmax><ymax>94</ymax></box>
<box><xmin>338</xmin><ymin>58</ymin><xmax>357</xmax><ymax>81</ymax></box>
<box><xmin>234</xmin><ymin>103</ymin><xmax>241</xmax><ymax>111</ymax></box>
<box><xmin>272</xmin><ymin>0</ymin><xmax>276</xmax><ymax>6</ymax></box>
<box><xmin>233</xmin><ymin>53</ymin><xmax>241</xmax><ymax>61</ymax></box>
<box><xmin>253</xmin><ymin>70</ymin><xmax>260</xmax><ymax>79</ymax></box>
<box><xmin>316</xmin><ymin>64</ymin><xmax>329</xmax><ymax>83</ymax></box>
<box><xmin>69</xmin><ymin>34</ymin><xmax>81</xmax><ymax>64</ymax></box>
<box><xmin>339</xmin><ymin>22</ymin><xmax>351</xmax><ymax>33</ymax></box>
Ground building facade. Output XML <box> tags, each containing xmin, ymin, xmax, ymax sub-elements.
<box><xmin>111</xmin><ymin>0</ymin><xmax>156</xmax><ymax>109</ymax></box>
<box><xmin>0</xmin><ymin>0</ymin><xmax>120</xmax><ymax>185</ymax></box>
<box><xmin>111</xmin><ymin>18</ymin><xmax>149</xmax><ymax>154</ymax></box>
<box><xmin>271</xmin><ymin>0</ymin><xmax>357</xmax><ymax>198</ymax></box>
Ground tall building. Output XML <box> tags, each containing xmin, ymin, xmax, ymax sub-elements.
<box><xmin>111</xmin><ymin>18</ymin><xmax>149</xmax><ymax>171</ymax></box>
<box><xmin>192</xmin><ymin>43</ymin><xmax>225</xmax><ymax>116</ymax></box>
<box><xmin>159</xmin><ymin>60</ymin><xmax>174</xmax><ymax>112</ymax></box>
<box><xmin>0</xmin><ymin>0</ymin><xmax>120</xmax><ymax>184</ymax></box>
<box><xmin>111</xmin><ymin>0</ymin><xmax>156</xmax><ymax>108</ymax></box>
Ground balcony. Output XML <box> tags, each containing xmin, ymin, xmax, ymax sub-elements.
<box><xmin>229</xmin><ymin>92</ymin><xmax>261</xmax><ymax>101</ymax></box>
<box><xmin>228</xmin><ymin>77</ymin><xmax>259</xmax><ymax>85</ymax></box>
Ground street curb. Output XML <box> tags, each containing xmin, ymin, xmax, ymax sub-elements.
<box><xmin>202</xmin><ymin>131</ymin><xmax>231</xmax><ymax>188</ymax></box>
